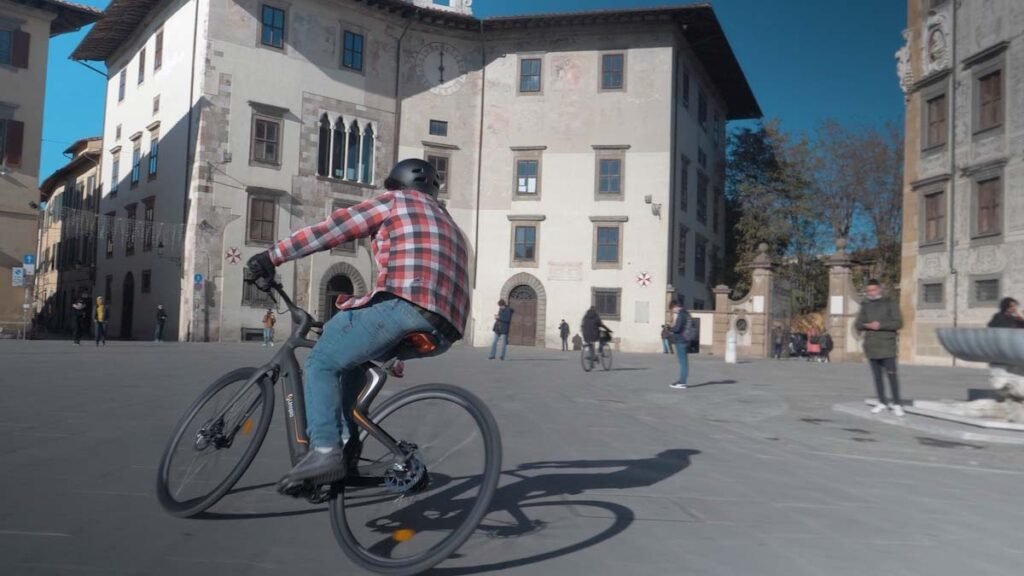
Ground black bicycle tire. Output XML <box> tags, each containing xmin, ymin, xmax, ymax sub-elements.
<box><xmin>600</xmin><ymin>347</ymin><xmax>613</xmax><ymax>371</ymax></box>
<box><xmin>329</xmin><ymin>383</ymin><xmax>502</xmax><ymax>576</ymax></box>
<box><xmin>156</xmin><ymin>367</ymin><xmax>274</xmax><ymax>518</ymax></box>
<box><xmin>581</xmin><ymin>346</ymin><xmax>593</xmax><ymax>372</ymax></box>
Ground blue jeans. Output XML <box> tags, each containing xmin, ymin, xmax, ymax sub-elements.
<box><xmin>262</xmin><ymin>327</ymin><xmax>273</xmax><ymax>344</ymax></box>
<box><xmin>675</xmin><ymin>341</ymin><xmax>689</xmax><ymax>385</ymax></box>
<box><xmin>489</xmin><ymin>333</ymin><xmax>508</xmax><ymax>359</ymax></box>
<box><xmin>303</xmin><ymin>297</ymin><xmax>448</xmax><ymax>448</ymax></box>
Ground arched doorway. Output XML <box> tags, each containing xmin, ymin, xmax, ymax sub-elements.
<box><xmin>324</xmin><ymin>274</ymin><xmax>355</xmax><ymax>321</ymax></box>
<box><xmin>507</xmin><ymin>285</ymin><xmax>538</xmax><ymax>346</ymax></box>
<box><xmin>121</xmin><ymin>272</ymin><xmax>134</xmax><ymax>339</ymax></box>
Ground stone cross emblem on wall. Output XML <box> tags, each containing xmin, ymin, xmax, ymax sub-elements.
<box><xmin>225</xmin><ymin>247</ymin><xmax>241</xmax><ymax>265</ymax></box>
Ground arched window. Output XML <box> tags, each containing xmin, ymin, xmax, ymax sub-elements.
<box><xmin>332</xmin><ymin>117</ymin><xmax>345</xmax><ymax>179</ymax></box>
<box><xmin>346</xmin><ymin>120</ymin><xmax>361</xmax><ymax>181</ymax></box>
<box><xmin>317</xmin><ymin>114</ymin><xmax>330</xmax><ymax>176</ymax></box>
<box><xmin>360</xmin><ymin>124</ymin><xmax>374</xmax><ymax>184</ymax></box>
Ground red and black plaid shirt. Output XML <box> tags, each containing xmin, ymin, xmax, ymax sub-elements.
<box><xmin>270</xmin><ymin>190</ymin><xmax>470</xmax><ymax>336</ymax></box>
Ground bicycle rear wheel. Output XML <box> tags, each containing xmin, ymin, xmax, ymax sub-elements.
<box><xmin>156</xmin><ymin>367</ymin><xmax>274</xmax><ymax>517</ymax></box>
<box><xmin>600</xmin><ymin>346</ymin><xmax>613</xmax><ymax>371</ymax></box>
<box><xmin>581</xmin><ymin>346</ymin><xmax>594</xmax><ymax>372</ymax></box>
<box><xmin>330</xmin><ymin>384</ymin><xmax>502</xmax><ymax>576</ymax></box>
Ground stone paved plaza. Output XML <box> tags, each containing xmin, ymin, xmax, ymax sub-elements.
<box><xmin>2</xmin><ymin>341</ymin><xmax>1024</xmax><ymax>575</ymax></box>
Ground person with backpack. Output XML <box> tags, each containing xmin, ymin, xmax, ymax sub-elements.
<box><xmin>669</xmin><ymin>299</ymin><xmax>695</xmax><ymax>390</ymax></box>
<box><xmin>71</xmin><ymin>293</ymin><xmax>89</xmax><ymax>346</ymax></box>
<box><xmin>820</xmin><ymin>330</ymin><xmax>834</xmax><ymax>363</ymax></box>
<box><xmin>488</xmin><ymin>299</ymin><xmax>513</xmax><ymax>360</ymax></box>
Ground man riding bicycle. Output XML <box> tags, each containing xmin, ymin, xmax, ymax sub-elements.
<box><xmin>246</xmin><ymin>158</ymin><xmax>469</xmax><ymax>487</ymax></box>
<box><xmin>581</xmin><ymin>306</ymin><xmax>612</xmax><ymax>359</ymax></box>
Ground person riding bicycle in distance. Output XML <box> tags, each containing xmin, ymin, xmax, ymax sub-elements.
<box><xmin>247</xmin><ymin>158</ymin><xmax>470</xmax><ymax>487</ymax></box>
<box><xmin>581</xmin><ymin>307</ymin><xmax>612</xmax><ymax>356</ymax></box>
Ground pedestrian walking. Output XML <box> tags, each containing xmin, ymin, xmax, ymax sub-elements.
<box><xmin>988</xmin><ymin>297</ymin><xmax>1024</xmax><ymax>328</ymax></box>
<box><xmin>94</xmin><ymin>296</ymin><xmax>107</xmax><ymax>346</ymax></box>
<box><xmin>668</xmin><ymin>300</ymin><xmax>695</xmax><ymax>389</ymax></box>
<box><xmin>262</xmin><ymin>308</ymin><xmax>276</xmax><ymax>347</ymax></box>
<box><xmin>155</xmin><ymin>304</ymin><xmax>168</xmax><ymax>342</ymax></box>
<box><xmin>559</xmin><ymin>319</ymin><xmax>570</xmax><ymax>352</ymax></box>
<box><xmin>488</xmin><ymin>299</ymin><xmax>513</xmax><ymax>360</ymax></box>
<box><xmin>660</xmin><ymin>324</ymin><xmax>675</xmax><ymax>354</ymax></box>
<box><xmin>771</xmin><ymin>324</ymin><xmax>785</xmax><ymax>359</ymax></box>
<box><xmin>71</xmin><ymin>293</ymin><xmax>88</xmax><ymax>345</ymax></box>
<box><xmin>856</xmin><ymin>279</ymin><xmax>904</xmax><ymax>416</ymax></box>
<box><xmin>806</xmin><ymin>327</ymin><xmax>821</xmax><ymax>362</ymax></box>
<box><xmin>820</xmin><ymin>330</ymin><xmax>834</xmax><ymax>363</ymax></box>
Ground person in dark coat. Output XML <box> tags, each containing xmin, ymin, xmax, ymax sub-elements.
<box><xmin>581</xmin><ymin>307</ymin><xmax>610</xmax><ymax>358</ymax></box>
<box><xmin>660</xmin><ymin>324</ymin><xmax>674</xmax><ymax>354</ymax></box>
<box><xmin>489</xmin><ymin>299</ymin><xmax>513</xmax><ymax>360</ymax></box>
<box><xmin>558</xmin><ymin>319</ymin><xmax>571</xmax><ymax>351</ymax></box>
<box><xmin>855</xmin><ymin>279</ymin><xmax>904</xmax><ymax>416</ymax></box>
<box><xmin>988</xmin><ymin>298</ymin><xmax>1024</xmax><ymax>328</ymax></box>
<box><xmin>771</xmin><ymin>325</ymin><xmax>785</xmax><ymax>359</ymax></box>
<box><xmin>155</xmin><ymin>305</ymin><xmax>168</xmax><ymax>342</ymax></box>
<box><xmin>668</xmin><ymin>300</ymin><xmax>693</xmax><ymax>389</ymax></box>
<box><xmin>71</xmin><ymin>293</ymin><xmax>89</xmax><ymax>346</ymax></box>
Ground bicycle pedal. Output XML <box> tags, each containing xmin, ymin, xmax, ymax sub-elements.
<box><xmin>276</xmin><ymin>478</ymin><xmax>306</xmax><ymax>498</ymax></box>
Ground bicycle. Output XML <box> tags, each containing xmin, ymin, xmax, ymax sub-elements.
<box><xmin>580</xmin><ymin>337</ymin><xmax>613</xmax><ymax>372</ymax></box>
<box><xmin>156</xmin><ymin>280</ymin><xmax>503</xmax><ymax>576</ymax></box>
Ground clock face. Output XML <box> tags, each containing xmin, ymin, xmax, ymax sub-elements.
<box><xmin>415</xmin><ymin>42</ymin><xmax>467</xmax><ymax>96</ymax></box>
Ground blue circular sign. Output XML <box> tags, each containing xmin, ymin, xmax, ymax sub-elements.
<box><xmin>194</xmin><ymin>273</ymin><xmax>203</xmax><ymax>284</ymax></box>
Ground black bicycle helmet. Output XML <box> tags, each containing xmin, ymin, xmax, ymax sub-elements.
<box><xmin>384</xmin><ymin>158</ymin><xmax>441</xmax><ymax>199</ymax></box>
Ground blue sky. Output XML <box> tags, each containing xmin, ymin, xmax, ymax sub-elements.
<box><xmin>39</xmin><ymin>0</ymin><xmax>906</xmax><ymax>180</ymax></box>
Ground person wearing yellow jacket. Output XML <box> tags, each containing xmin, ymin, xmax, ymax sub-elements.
<box><xmin>94</xmin><ymin>296</ymin><xmax>107</xmax><ymax>346</ymax></box>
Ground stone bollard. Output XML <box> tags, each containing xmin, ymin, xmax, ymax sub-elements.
<box><xmin>725</xmin><ymin>329</ymin><xmax>737</xmax><ymax>364</ymax></box>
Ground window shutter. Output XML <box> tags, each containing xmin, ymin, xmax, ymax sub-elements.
<box><xmin>12</xmin><ymin>30</ymin><xmax>29</xmax><ymax>69</ymax></box>
<box><xmin>4</xmin><ymin>120</ymin><xmax>24</xmax><ymax>166</ymax></box>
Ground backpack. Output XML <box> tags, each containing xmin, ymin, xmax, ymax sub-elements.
<box><xmin>680</xmin><ymin>313</ymin><xmax>697</xmax><ymax>343</ymax></box>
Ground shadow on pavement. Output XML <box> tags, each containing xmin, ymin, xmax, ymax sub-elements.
<box><xmin>684</xmin><ymin>379</ymin><xmax>737</xmax><ymax>388</ymax></box>
<box><xmin>605</xmin><ymin>367</ymin><xmax>650</xmax><ymax>372</ymax></box>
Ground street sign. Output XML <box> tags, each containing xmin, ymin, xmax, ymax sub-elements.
<box><xmin>23</xmin><ymin>254</ymin><xmax>35</xmax><ymax>276</ymax></box>
<box><xmin>12</xmin><ymin>267</ymin><xmax>24</xmax><ymax>287</ymax></box>
<box><xmin>194</xmin><ymin>273</ymin><xmax>203</xmax><ymax>284</ymax></box>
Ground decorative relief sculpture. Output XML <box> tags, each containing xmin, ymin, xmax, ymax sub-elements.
<box><xmin>895</xmin><ymin>29</ymin><xmax>914</xmax><ymax>94</ymax></box>
<box><xmin>924</xmin><ymin>11</ymin><xmax>950</xmax><ymax>75</ymax></box>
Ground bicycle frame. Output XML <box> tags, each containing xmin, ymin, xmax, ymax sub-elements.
<box><xmin>211</xmin><ymin>281</ymin><xmax>407</xmax><ymax>468</ymax></box>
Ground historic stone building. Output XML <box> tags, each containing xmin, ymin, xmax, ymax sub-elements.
<box><xmin>72</xmin><ymin>0</ymin><xmax>759</xmax><ymax>350</ymax></box>
<box><xmin>36</xmin><ymin>137</ymin><xmax>103</xmax><ymax>333</ymax></box>
<box><xmin>898</xmin><ymin>0</ymin><xmax>1024</xmax><ymax>364</ymax></box>
<box><xmin>0</xmin><ymin>0</ymin><xmax>99</xmax><ymax>336</ymax></box>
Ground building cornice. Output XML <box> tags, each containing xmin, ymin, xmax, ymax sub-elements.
<box><xmin>910</xmin><ymin>173</ymin><xmax>951</xmax><ymax>190</ymax></box>
<box><xmin>960</xmin><ymin>157</ymin><xmax>1009</xmax><ymax>178</ymax></box>
<box><xmin>962</xmin><ymin>41</ymin><xmax>1010</xmax><ymax>69</ymax></box>
<box><xmin>507</xmin><ymin>214</ymin><xmax>546</xmax><ymax>222</ymax></box>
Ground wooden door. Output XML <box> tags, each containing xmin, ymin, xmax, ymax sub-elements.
<box><xmin>508</xmin><ymin>285</ymin><xmax>537</xmax><ymax>346</ymax></box>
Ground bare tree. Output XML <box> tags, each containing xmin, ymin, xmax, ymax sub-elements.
<box><xmin>855</xmin><ymin>122</ymin><xmax>904</xmax><ymax>288</ymax></box>
<box><xmin>812</xmin><ymin>120</ymin><xmax>862</xmax><ymax>243</ymax></box>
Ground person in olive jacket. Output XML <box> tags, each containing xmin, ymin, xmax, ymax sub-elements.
<box><xmin>856</xmin><ymin>279</ymin><xmax>905</xmax><ymax>416</ymax></box>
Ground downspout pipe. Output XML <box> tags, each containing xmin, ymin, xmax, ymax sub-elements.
<box><xmin>947</xmin><ymin>1</ymin><xmax>958</xmax><ymax>365</ymax></box>
<box><xmin>182</xmin><ymin>0</ymin><xmax>201</xmax><ymax>340</ymax></box>
<box><xmin>473</xmin><ymin>19</ymin><xmax>485</xmax><ymax>289</ymax></box>
<box><xmin>393</xmin><ymin>13</ymin><xmax>416</xmax><ymax>166</ymax></box>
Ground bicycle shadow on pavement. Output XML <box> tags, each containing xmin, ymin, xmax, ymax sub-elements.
<box><xmin>425</xmin><ymin>448</ymin><xmax>700</xmax><ymax>575</ymax></box>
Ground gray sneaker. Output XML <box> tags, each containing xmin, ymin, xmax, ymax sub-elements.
<box><xmin>670</xmin><ymin>382</ymin><xmax>688</xmax><ymax>390</ymax></box>
<box><xmin>281</xmin><ymin>447</ymin><xmax>346</xmax><ymax>484</ymax></box>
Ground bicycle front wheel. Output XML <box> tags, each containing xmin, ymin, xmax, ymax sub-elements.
<box><xmin>600</xmin><ymin>347</ymin><xmax>613</xmax><ymax>371</ymax></box>
<box><xmin>156</xmin><ymin>367</ymin><xmax>274</xmax><ymax>517</ymax></box>
<box><xmin>581</xmin><ymin>346</ymin><xmax>594</xmax><ymax>372</ymax></box>
<box><xmin>330</xmin><ymin>384</ymin><xmax>502</xmax><ymax>576</ymax></box>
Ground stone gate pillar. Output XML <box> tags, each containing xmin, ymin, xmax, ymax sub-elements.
<box><xmin>747</xmin><ymin>244</ymin><xmax>775</xmax><ymax>359</ymax></box>
<box><xmin>712</xmin><ymin>285</ymin><xmax>731</xmax><ymax>356</ymax></box>
<box><xmin>827</xmin><ymin>238</ymin><xmax>863</xmax><ymax>362</ymax></box>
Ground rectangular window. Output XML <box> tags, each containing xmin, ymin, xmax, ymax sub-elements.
<box><xmin>115</xmin><ymin>124</ymin><xmax>122</xmax><ymax>141</ymax></box>
<box><xmin>694</xmin><ymin>235</ymin><xmax>708</xmax><ymax>283</ymax></box>
<box><xmin>519</xmin><ymin>58</ymin><xmax>542</xmax><ymax>93</ymax></box>
<box><xmin>682</xmin><ymin>65</ymin><xmax>690</xmax><ymax>108</ymax></box>
<box><xmin>0</xmin><ymin>119</ymin><xmax>23</xmax><ymax>167</ymax></box>
<box><xmin>105</xmin><ymin>212</ymin><xmax>115</xmax><ymax>257</ymax></box>
<box><xmin>698</xmin><ymin>147</ymin><xmax>707</xmax><ymax>170</ymax></box>
<box><xmin>111</xmin><ymin>155</ymin><xmax>120</xmax><ymax>195</ymax></box>
<box><xmin>426</xmin><ymin>154</ymin><xmax>449</xmax><ymax>195</ymax></box>
<box><xmin>105</xmin><ymin>275</ymin><xmax>112</xmax><ymax>303</ymax></box>
<box><xmin>921</xmin><ymin>282</ymin><xmax>944</xmax><ymax>305</ymax></box>
<box><xmin>118</xmin><ymin>69</ymin><xmax>126</xmax><ymax>102</ymax></box>
<box><xmin>925</xmin><ymin>94</ymin><xmax>947</xmax><ymax>148</ymax></box>
<box><xmin>677</xmin><ymin>225</ymin><xmax>688</xmax><ymax>277</ymax></box>
<box><xmin>0</xmin><ymin>29</ymin><xmax>11</xmax><ymax>66</ymax></box>
<box><xmin>261</xmin><ymin>5</ymin><xmax>286</xmax><ymax>49</ymax></box>
<box><xmin>924</xmin><ymin>191</ymin><xmax>945</xmax><ymax>243</ymax></box>
<box><xmin>600</xmin><ymin>53</ymin><xmax>625</xmax><ymax>90</ymax></box>
<box><xmin>131</xmin><ymin>143</ymin><xmax>141</xmax><ymax>185</ymax></box>
<box><xmin>595</xmin><ymin>226</ymin><xmax>621</xmax><ymax>264</ymax></box>
<box><xmin>125</xmin><ymin>204</ymin><xmax>137</xmax><ymax>255</ymax></box>
<box><xmin>142</xmin><ymin>270</ymin><xmax>152</xmax><ymax>293</ymax></box>
<box><xmin>712</xmin><ymin>188</ymin><xmax>720</xmax><ymax>233</ymax></box>
<box><xmin>251</xmin><ymin>116</ymin><xmax>281</xmax><ymax>165</ymax></box>
<box><xmin>342</xmin><ymin>31</ymin><xmax>364</xmax><ymax>71</ymax></box>
<box><xmin>679</xmin><ymin>155</ymin><xmax>690</xmax><ymax>212</ymax></box>
<box><xmin>153</xmin><ymin>95</ymin><xmax>160</xmax><ymax>115</ymax></box>
<box><xmin>974</xmin><ymin>278</ymin><xmax>1000</xmax><ymax>304</ymax></box>
<box><xmin>592</xmin><ymin>288</ymin><xmax>621</xmax><ymax>320</ymax></box>
<box><xmin>977</xmin><ymin>70</ymin><xmax>1003</xmax><ymax>132</ymax></box>
<box><xmin>713</xmin><ymin>111</ymin><xmax>721</xmax><ymax>146</ymax></box>
<box><xmin>597</xmin><ymin>158</ymin><xmax>622</xmax><ymax>196</ymax></box>
<box><xmin>248</xmin><ymin>196</ymin><xmax>276</xmax><ymax>244</ymax></box>
<box><xmin>148</xmin><ymin>132</ymin><xmax>159</xmax><ymax>178</ymax></box>
<box><xmin>976</xmin><ymin>177</ymin><xmax>1002</xmax><ymax>236</ymax></box>
<box><xmin>243</xmin><ymin>276</ymin><xmax>278</xmax><ymax>307</ymax></box>
<box><xmin>516</xmin><ymin>159</ymin><xmax>539</xmax><ymax>195</ymax></box>
<box><xmin>142</xmin><ymin>199</ymin><xmax>154</xmax><ymax>251</ymax></box>
<box><xmin>698</xmin><ymin>87</ymin><xmax>707</xmax><ymax>129</ymax></box>
<box><xmin>138</xmin><ymin>47</ymin><xmax>146</xmax><ymax>84</ymax></box>
<box><xmin>154</xmin><ymin>30</ymin><xmax>163</xmax><ymax>71</ymax></box>
<box><xmin>693</xmin><ymin>299</ymin><xmax>706</xmax><ymax>311</ymax></box>
<box><xmin>696</xmin><ymin>172</ymin><xmax>709</xmax><ymax>224</ymax></box>
<box><xmin>429</xmin><ymin>120</ymin><xmax>448</xmax><ymax>137</ymax></box>
<box><xmin>86</xmin><ymin>175</ymin><xmax>96</xmax><ymax>209</ymax></box>
<box><xmin>512</xmin><ymin>225</ymin><xmax>537</xmax><ymax>263</ymax></box>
